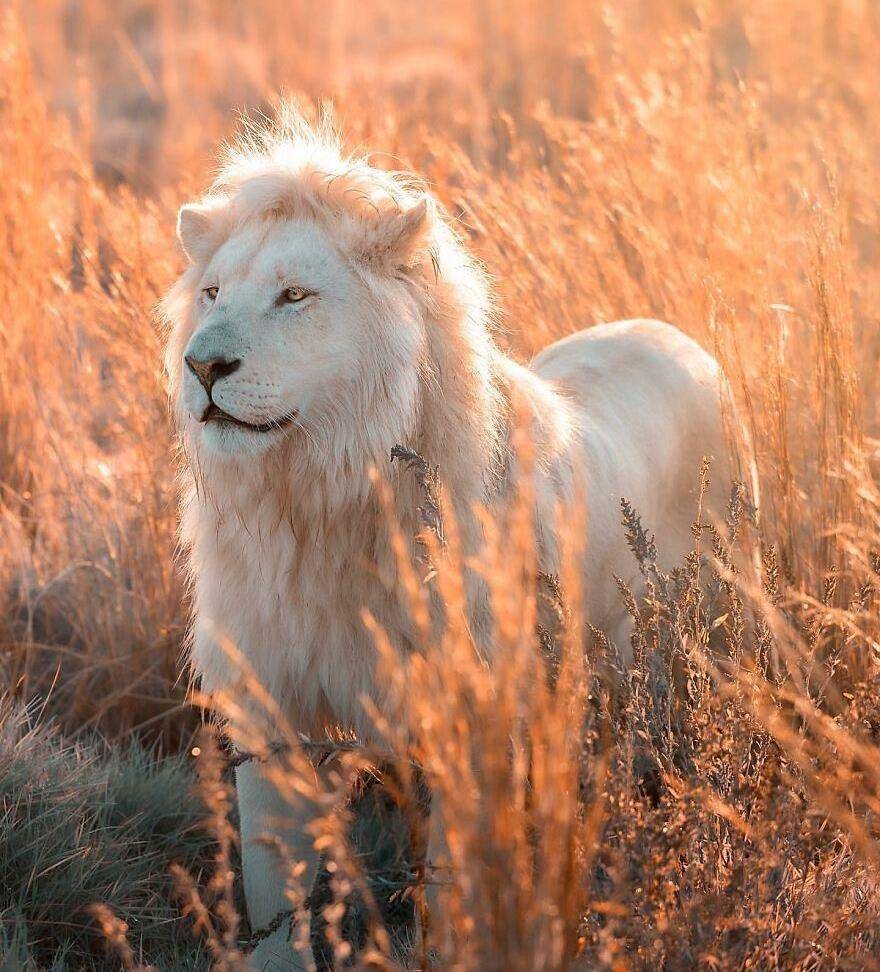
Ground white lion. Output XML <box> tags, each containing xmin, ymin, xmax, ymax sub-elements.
<box><xmin>163</xmin><ymin>109</ymin><xmax>736</xmax><ymax>968</ymax></box>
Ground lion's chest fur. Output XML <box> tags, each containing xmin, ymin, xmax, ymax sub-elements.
<box><xmin>186</xmin><ymin>486</ymin><xmax>414</xmax><ymax>736</ymax></box>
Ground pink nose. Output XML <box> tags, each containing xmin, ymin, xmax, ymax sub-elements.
<box><xmin>185</xmin><ymin>355</ymin><xmax>241</xmax><ymax>395</ymax></box>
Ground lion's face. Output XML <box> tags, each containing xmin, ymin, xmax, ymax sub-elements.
<box><xmin>178</xmin><ymin>215</ymin><xmax>420</xmax><ymax>459</ymax></box>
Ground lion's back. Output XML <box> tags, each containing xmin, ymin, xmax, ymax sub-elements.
<box><xmin>531</xmin><ymin>319</ymin><xmax>733</xmax><ymax>630</ymax></box>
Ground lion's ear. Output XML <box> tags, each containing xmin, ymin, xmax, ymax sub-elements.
<box><xmin>356</xmin><ymin>198</ymin><xmax>430</xmax><ymax>272</ymax></box>
<box><xmin>177</xmin><ymin>201</ymin><xmax>223</xmax><ymax>264</ymax></box>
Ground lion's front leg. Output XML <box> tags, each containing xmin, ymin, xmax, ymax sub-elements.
<box><xmin>422</xmin><ymin>789</ymin><xmax>449</xmax><ymax>947</ymax></box>
<box><xmin>237</xmin><ymin>758</ymin><xmax>330</xmax><ymax>970</ymax></box>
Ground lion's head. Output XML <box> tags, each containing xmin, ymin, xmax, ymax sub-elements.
<box><xmin>163</xmin><ymin>110</ymin><xmax>482</xmax><ymax>472</ymax></box>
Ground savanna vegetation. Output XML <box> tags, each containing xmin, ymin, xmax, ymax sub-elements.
<box><xmin>1</xmin><ymin>1</ymin><xmax>880</xmax><ymax>968</ymax></box>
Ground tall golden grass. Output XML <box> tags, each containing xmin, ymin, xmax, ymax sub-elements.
<box><xmin>2</xmin><ymin>0</ymin><xmax>880</xmax><ymax>968</ymax></box>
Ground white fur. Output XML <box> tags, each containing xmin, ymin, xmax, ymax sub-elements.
<box><xmin>163</xmin><ymin>112</ymin><xmax>733</xmax><ymax>967</ymax></box>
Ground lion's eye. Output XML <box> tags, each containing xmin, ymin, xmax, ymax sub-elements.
<box><xmin>277</xmin><ymin>286</ymin><xmax>311</xmax><ymax>306</ymax></box>
<box><xmin>202</xmin><ymin>286</ymin><xmax>219</xmax><ymax>301</ymax></box>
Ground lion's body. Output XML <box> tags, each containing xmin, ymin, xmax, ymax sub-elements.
<box><xmin>183</xmin><ymin>316</ymin><xmax>728</xmax><ymax>726</ymax></box>
<box><xmin>164</xmin><ymin>112</ymin><xmax>734</xmax><ymax>968</ymax></box>
<box><xmin>530</xmin><ymin>319</ymin><xmax>731</xmax><ymax>640</ymax></box>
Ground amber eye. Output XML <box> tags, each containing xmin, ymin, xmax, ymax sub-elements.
<box><xmin>202</xmin><ymin>286</ymin><xmax>219</xmax><ymax>301</ymax></box>
<box><xmin>277</xmin><ymin>286</ymin><xmax>311</xmax><ymax>306</ymax></box>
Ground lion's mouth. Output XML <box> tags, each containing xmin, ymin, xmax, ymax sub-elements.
<box><xmin>200</xmin><ymin>402</ymin><xmax>297</xmax><ymax>434</ymax></box>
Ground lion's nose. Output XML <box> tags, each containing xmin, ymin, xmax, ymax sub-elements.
<box><xmin>185</xmin><ymin>354</ymin><xmax>241</xmax><ymax>395</ymax></box>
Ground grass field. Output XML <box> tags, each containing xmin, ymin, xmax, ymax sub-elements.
<box><xmin>2</xmin><ymin>0</ymin><xmax>880</xmax><ymax>968</ymax></box>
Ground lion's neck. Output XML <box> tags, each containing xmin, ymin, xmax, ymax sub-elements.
<box><xmin>414</xmin><ymin>337</ymin><xmax>576</xmax><ymax>513</ymax></box>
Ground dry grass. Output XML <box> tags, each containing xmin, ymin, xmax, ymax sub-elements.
<box><xmin>2</xmin><ymin>0</ymin><xmax>880</xmax><ymax>968</ymax></box>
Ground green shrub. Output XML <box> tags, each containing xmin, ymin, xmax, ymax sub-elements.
<box><xmin>0</xmin><ymin>703</ymin><xmax>213</xmax><ymax>970</ymax></box>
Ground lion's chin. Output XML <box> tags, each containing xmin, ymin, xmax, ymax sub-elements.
<box><xmin>194</xmin><ymin>419</ymin><xmax>287</xmax><ymax>458</ymax></box>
